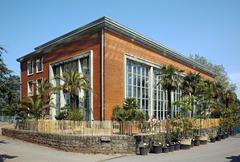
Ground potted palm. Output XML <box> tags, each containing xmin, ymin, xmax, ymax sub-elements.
<box><xmin>175</xmin><ymin>97</ymin><xmax>193</xmax><ymax>150</ymax></box>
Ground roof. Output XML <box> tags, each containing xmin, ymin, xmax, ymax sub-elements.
<box><xmin>17</xmin><ymin>16</ymin><xmax>216</xmax><ymax>77</ymax></box>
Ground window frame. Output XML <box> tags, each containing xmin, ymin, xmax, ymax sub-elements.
<box><xmin>27</xmin><ymin>60</ymin><xmax>34</xmax><ymax>76</ymax></box>
<box><xmin>36</xmin><ymin>78</ymin><xmax>43</xmax><ymax>95</ymax></box>
<box><xmin>27</xmin><ymin>80</ymin><xmax>34</xmax><ymax>96</ymax></box>
<box><xmin>36</xmin><ymin>57</ymin><xmax>43</xmax><ymax>73</ymax></box>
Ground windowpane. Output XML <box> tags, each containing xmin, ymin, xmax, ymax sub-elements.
<box><xmin>126</xmin><ymin>59</ymin><xmax>150</xmax><ymax>115</ymax></box>
<box><xmin>36</xmin><ymin>58</ymin><xmax>43</xmax><ymax>73</ymax></box>
<box><xmin>27</xmin><ymin>61</ymin><xmax>33</xmax><ymax>75</ymax></box>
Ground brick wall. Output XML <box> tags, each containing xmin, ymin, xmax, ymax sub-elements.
<box><xmin>20</xmin><ymin>32</ymin><xmax>102</xmax><ymax>120</ymax></box>
<box><xmin>103</xmin><ymin>31</ymin><xmax>214</xmax><ymax>120</ymax></box>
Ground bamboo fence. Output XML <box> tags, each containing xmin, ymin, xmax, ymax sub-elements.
<box><xmin>22</xmin><ymin>118</ymin><xmax>220</xmax><ymax>136</ymax></box>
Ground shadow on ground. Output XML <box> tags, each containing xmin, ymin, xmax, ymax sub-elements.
<box><xmin>0</xmin><ymin>140</ymin><xmax>8</xmax><ymax>144</ymax></box>
<box><xmin>226</xmin><ymin>155</ymin><xmax>240</xmax><ymax>162</ymax></box>
<box><xmin>0</xmin><ymin>154</ymin><xmax>18</xmax><ymax>162</ymax></box>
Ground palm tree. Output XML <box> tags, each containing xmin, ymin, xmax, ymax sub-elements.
<box><xmin>158</xmin><ymin>65</ymin><xmax>183</xmax><ymax>118</ymax></box>
<box><xmin>181</xmin><ymin>72</ymin><xmax>201</xmax><ymax>117</ymax></box>
<box><xmin>59</xmin><ymin>71</ymin><xmax>90</xmax><ymax>112</ymax></box>
<box><xmin>22</xmin><ymin>95</ymin><xmax>46</xmax><ymax>119</ymax></box>
<box><xmin>35</xmin><ymin>78</ymin><xmax>54</xmax><ymax>116</ymax></box>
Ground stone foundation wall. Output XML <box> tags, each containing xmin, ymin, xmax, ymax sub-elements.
<box><xmin>2</xmin><ymin>128</ymin><xmax>136</xmax><ymax>154</ymax></box>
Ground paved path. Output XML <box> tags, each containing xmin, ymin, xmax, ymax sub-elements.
<box><xmin>106</xmin><ymin>136</ymin><xmax>240</xmax><ymax>162</ymax></box>
<box><xmin>1</xmin><ymin>122</ymin><xmax>240</xmax><ymax>162</ymax></box>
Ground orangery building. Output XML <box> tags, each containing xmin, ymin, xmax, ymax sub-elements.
<box><xmin>17</xmin><ymin>17</ymin><xmax>215</xmax><ymax>121</ymax></box>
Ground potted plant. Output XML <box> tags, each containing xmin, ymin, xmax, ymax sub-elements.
<box><xmin>139</xmin><ymin>142</ymin><xmax>149</xmax><ymax>155</ymax></box>
<box><xmin>151</xmin><ymin>141</ymin><xmax>162</xmax><ymax>153</ymax></box>
<box><xmin>169</xmin><ymin>119</ymin><xmax>181</xmax><ymax>151</ymax></box>
<box><xmin>162</xmin><ymin>144</ymin><xmax>170</xmax><ymax>153</ymax></box>
<box><xmin>174</xmin><ymin>97</ymin><xmax>193</xmax><ymax>150</ymax></box>
<box><xmin>151</xmin><ymin>133</ymin><xmax>163</xmax><ymax>153</ymax></box>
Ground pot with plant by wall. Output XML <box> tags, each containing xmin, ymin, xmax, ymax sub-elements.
<box><xmin>139</xmin><ymin>142</ymin><xmax>149</xmax><ymax>155</ymax></box>
<box><xmin>151</xmin><ymin>133</ymin><xmax>163</xmax><ymax>153</ymax></box>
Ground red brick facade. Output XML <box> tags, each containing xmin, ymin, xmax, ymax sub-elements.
<box><xmin>19</xmin><ymin>18</ymin><xmax>214</xmax><ymax>120</ymax></box>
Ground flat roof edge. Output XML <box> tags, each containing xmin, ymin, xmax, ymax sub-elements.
<box><xmin>17</xmin><ymin>16</ymin><xmax>216</xmax><ymax>77</ymax></box>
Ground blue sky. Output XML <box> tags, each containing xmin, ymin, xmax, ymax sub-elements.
<box><xmin>1</xmin><ymin>0</ymin><xmax>240</xmax><ymax>97</ymax></box>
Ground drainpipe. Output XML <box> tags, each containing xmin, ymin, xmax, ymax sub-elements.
<box><xmin>100</xmin><ymin>28</ymin><xmax>105</xmax><ymax>121</ymax></box>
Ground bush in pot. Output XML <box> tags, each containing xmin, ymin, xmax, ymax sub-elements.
<box><xmin>139</xmin><ymin>142</ymin><xmax>149</xmax><ymax>155</ymax></box>
<box><xmin>174</xmin><ymin>97</ymin><xmax>193</xmax><ymax>149</ymax></box>
<box><xmin>151</xmin><ymin>133</ymin><xmax>163</xmax><ymax>153</ymax></box>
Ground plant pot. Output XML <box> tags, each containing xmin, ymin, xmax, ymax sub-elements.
<box><xmin>200</xmin><ymin>140</ymin><xmax>207</xmax><ymax>145</ymax></box>
<box><xmin>216</xmin><ymin>135</ymin><xmax>221</xmax><ymax>141</ymax></box>
<box><xmin>152</xmin><ymin>145</ymin><xmax>162</xmax><ymax>153</ymax></box>
<box><xmin>169</xmin><ymin>145</ymin><xmax>175</xmax><ymax>152</ymax></box>
<box><xmin>180</xmin><ymin>144</ymin><xmax>191</xmax><ymax>149</ymax></box>
<box><xmin>139</xmin><ymin>147</ymin><xmax>148</xmax><ymax>155</ymax></box>
<box><xmin>191</xmin><ymin>140</ymin><xmax>194</xmax><ymax>147</ymax></box>
<box><xmin>210</xmin><ymin>137</ymin><xmax>216</xmax><ymax>143</ymax></box>
<box><xmin>174</xmin><ymin>143</ymin><xmax>180</xmax><ymax>151</ymax></box>
<box><xmin>162</xmin><ymin>147</ymin><xmax>170</xmax><ymax>153</ymax></box>
<box><xmin>224</xmin><ymin>132</ymin><xmax>229</xmax><ymax>138</ymax></box>
<box><xmin>180</xmin><ymin>138</ymin><xmax>192</xmax><ymax>149</ymax></box>
<box><xmin>193</xmin><ymin>139</ymin><xmax>200</xmax><ymax>146</ymax></box>
<box><xmin>221</xmin><ymin>134</ymin><xmax>225</xmax><ymax>139</ymax></box>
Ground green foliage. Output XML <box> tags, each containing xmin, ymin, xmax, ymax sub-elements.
<box><xmin>0</xmin><ymin>46</ymin><xmax>20</xmax><ymax>114</ymax></box>
<box><xmin>55</xmin><ymin>111</ymin><xmax>68</xmax><ymax>120</ymax></box>
<box><xmin>158</xmin><ymin>65</ymin><xmax>183</xmax><ymax>118</ymax></box>
<box><xmin>58</xmin><ymin>71</ymin><xmax>90</xmax><ymax>112</ymax></box>
<box><xmin>189</xmin><ymin>54</ymin><xmax>236</xmax><ymax>91</ymax></box>
<box><xmin>66</xmin><ymin>111</ymin><xmax>84</xmax><ymax>121</ymax></box>
<box><xmin>112</xmin><ymin>98</ymin><xmax>146</xmax><ymax>121</ymax></box>
<box><xmin>55</xmin><ymin>105</ymin><xmax>84</xmax><ymax>121</ymax></box>
<box><xmin>175</xmin><ymin>96</ymin><xmax>193</xmax><ymax>115</ymax></box>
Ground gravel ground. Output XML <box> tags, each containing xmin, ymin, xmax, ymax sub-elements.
<box><xmin>1</xmin><ymin>122</ymin><xmax>240</xmax><ymax>162</ymax></box>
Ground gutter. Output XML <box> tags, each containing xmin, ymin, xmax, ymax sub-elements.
<box><xmin>101</xmin><ymin>28</ymin><xmax>105</xmax><ymax>120</ymax></box>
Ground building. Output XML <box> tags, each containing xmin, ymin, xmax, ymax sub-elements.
<box><xmin>17</xmin><ymin>17</ymin><xmax>215</xmax><ymax>121</ymax></box>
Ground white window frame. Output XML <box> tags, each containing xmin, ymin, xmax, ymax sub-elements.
<box><xmin>36</xmin><ymin>78</ymin><xmax>43</xmax><ymax>95</ymax></box>
<box><xmin>36</xmin><ymin>57</ymin><xmax>43</xmax><ymax>73</ymax></box>
<box><xmin>124</xmin><ymin>54</ymin><xmax>182</xmax><ymax>120</ymax></box>
<box><xmin>27</xmin><ymin>80</ymin><xmax>34</xmax><ymax>96</ymax></box>
<box><xmin>27</xmin><ymin>60</ymin><xmax>34</xmax><ymax>76</ymax></box>
<box><xmin>49</xmin><ymin>50</ymin><xmax>94</xmax><ymax>120</ymax></box>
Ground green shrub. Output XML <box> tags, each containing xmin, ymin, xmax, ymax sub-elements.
<box><xmin>55</xmin><ymin>111</ymin><xmax>68</xmax><ymax>120</ymax></box>
<box><xmin>66</xmin><ymin>111</ymin><xmax>84</xmax><ymax>121</ymax></box>
<box><xmin>113</xmin><ymin>98</ymin><xmax>146</xmax><ymax>121</ymax></box>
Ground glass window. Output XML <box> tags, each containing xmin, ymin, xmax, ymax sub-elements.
<box><xmin>36</xmin><ymin>57</ymin><xmax>43</xmax><ymax>73</ymax></box>
<box><xmin>126</xmin><ymin>59</ymin><xmax>150</xmax><ymax>114</ymax></box>
<box><xmin>36</xmin><ymin>78</ymin><xmax>43</xmax><ymax>95</ymax></box>
<box><xmin>27</xmin><ymin>80</ymin><xmax>33</xmax><ymax>96</ymax></box>
<box><xmin>27</xmin><ymin>60</ymin><xmax>33</xmax><ymax>75</ymax></box>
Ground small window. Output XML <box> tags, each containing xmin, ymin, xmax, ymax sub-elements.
<box><xmin>36</xmin><ymin>78</ymin><xmax>43</xmax><ymax>95</ymax></box>
<box><xmin>27</xmin><ymin>60</ymin><xmax>33</xmax><ymax>75</ymax></box>
<box><xmin>36</xmin><ymin>57</ymin><xmax>43</xmax><ymax>73</ymax></box>
<box><xmin>27</xmin><ymin>81</ymin><xmax>33</xmax><ymax>96</ymax></box>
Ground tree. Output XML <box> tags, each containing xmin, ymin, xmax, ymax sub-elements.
<box><xmin>35</xmin><ymin>78</ymin><xmax>54</xmax><ymax>116</ymax></box>
<box><xmin>0</xmin><ymin>46</ymin><xmax>20</xmax><ymax>114</ymax></box>
<box><xmin>189</xmin><ymin>54</ymin><xmax>236</xmax><ymax>91</ymax></box>
<box><xmin>158</xmin><ymin>65</ymin><xmax>183</xmax><ymax>118</ymax></box>
<box><xmin>58</xmin><ymin>71</ymin><xmax>90</xmax><ymax>112</ymax></box>
<box><xmin>181</xmin><ymin>72</ymin><xmax>201</xmax><ymax>117</ymax></box>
